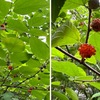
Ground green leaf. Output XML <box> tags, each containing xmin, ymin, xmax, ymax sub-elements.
<box><xmin>52</xmin><ymin>81</ymin><xmax>61</xmax><ymax>86</ymax></box>
<box><xmin>13</xmin><ymin>0</ymin><xmax>48</xmax><ymax>14</ymax></box>
<box><xmin>29</xmin><ymin>37</ymin><xmax>49</xmax><ymax>60</ymax></box>
<box><xmin>51</xmin><ymin>0</ymin><xmax>66</xmax><ymax>22</ymax></box>
<box><xmin>44</xmin><ymin>92</ymin><xmax>50</xmax><ymax>100</ymax></box>
<box><xmin>89</xmin><ymin>82</ymin><xmax>100</xmax><ymax>90</ymax></box>
<box><xmin>31</xmin><ymin>90</ymin><xmax>47</xmax><ymax>100</ymax></box>
<box><xmin>91</xmin><ymin>92</ymin><xmax>100</xmax><ymax>99</ymax></box>
<box><xmin>10</xmin><ymin>52</ymin><xmax>32</xmax><ymax>64</ymax></box>
<box><xmin>29</xmin><ymin>28</ymin><xmax>47</xmax><ymax>36</ymax></box>
<box><xmin>8</xmin><ymin>19</ymin><xmax>28</xmax><ymax>33</ymax></box>
<box><xmin>2</xmin><ymin>37</ymin><xmax>25</xmax><ymax>53</ymax></box>
<box><xmin>0</xmin><ymin>47</ymin><xmax>6</xmax><ymax>58</ymax></box>
<box><xmin>1</xmin><ymin>92</ymin><xmax>14</xmax><ymax>100</ymax></box>
<box><xmin>52</xmin><ymin>48</ymin><xmax>64</xmax><ymax>58</ymax></box>
<box><xmin>89</xmin><ymin>33</ymin><xmax>100</xmax><ymax>61</ymax></box>
<box><xmin>52</xmin><ymin>21</ymin><xmax>80</xmax><ymax>47</ymax></box>
<box><xmin>28</xmin><ymin>13</ymin><xmax>47</xmax><ymax>27</ymax></box>
<box><xmin>66</xmin><ymin>88</ymin><xmax>79</xmax><ymax>100</ymax></box>
<box><xmin>52</xmin><ymin>91</ymin><xmax>69</xmax><ymax>100</ymax></box>
<box><xmin>74</xmin><ymin>76</ymin><xmax>94</xmax><ymax>81</ymax></box>
<box><xmin>19</xmin><ymin>59</ymin><xmax>41</xmax><ymax>75</ymax></box>
<box><xmin>0</xmin><ymin>59</ymin><xmax>6</xmax><ymax>66</ymax></box>
<box><xmin>52</xmin><ymin>60</ymin><xmax>86</xmax><ymax>76</ymax></box>
<box><xmin>61</xmin><ymin>0</ymin><xmax>87</xmax><ymax>10</ymax></box>
<box><xmin>0</xmin><ymin>0</ymin><xmax>11</xmax><ymax>19</ymax></box>
<box><xmin>38</xmin><ymin>72</ymin><xmax>50</xmax><ymax>85</ymax></box>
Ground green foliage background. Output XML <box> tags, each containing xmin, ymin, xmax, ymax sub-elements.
<box><xmin>0</xmin><ymin>0</ymin><xmax>50</xmax><ymax>100</ymax></box>
<box><xmin>52</xmin><ymin>0</ymin><xmax>100</xmax><ymax>100</ymax></box>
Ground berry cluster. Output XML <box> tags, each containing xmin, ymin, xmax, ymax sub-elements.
<box><xmin>78</xmin><ymin>44</ymin><xmax>96</xmax><ymax>59</ymax></box>
<box><xmin>91</xmin><ymin>18</ymin><xmax>100</xmax><ymax>32</ymax></box>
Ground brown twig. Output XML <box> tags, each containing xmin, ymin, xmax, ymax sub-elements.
<box><xmin>55</xmin><ymin>46</ymin><xmax>100</xmax><ymax>76</ymax></box>
<box><xmin>85</xmin><ymin>8</ymin><xmax>92</xmax><ymax>43</ymax></box>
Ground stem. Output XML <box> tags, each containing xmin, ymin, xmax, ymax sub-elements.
<box><xmin>1</xmin><ymin>71</ymin><xmax>11</xmax><ymax>86</ymax></box>
<box><xmin>55</xmin><ymin>46</ymin><xmax>100</xmax><ymax>76</ymax></box>
<box><xmin>85</xmin><ymin>9</ymin><xmax>92</xmax><ymax>43</ymax></box>
<box><xmin>75</xmin><ymin>79</ymin><xmax>100</xmax><ymax>83</ymax></box>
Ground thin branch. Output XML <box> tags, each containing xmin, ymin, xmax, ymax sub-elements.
<box><xmin>75</xmin><ymin>79</ymin><xmax>100</xmax><ymax>83</ymax></box>
<box><xmin>85</xmin><ymin>8</ymin><xmax>92</xmax><ymax>43</ymax></box>
<box><xmin>55</xmin><ymin>46</ymin><xmax>100</xmax><ymax>76</ymax></box>
<box><xmin>14</xmin><ymin>60</ymin><xmax>49</xmax><ymax>87</ymax></box>
<box><xmin>1</xmin><ymin>71</ymin><xmax>11</xmax><ymax>86</ymax></box>
<box><xmin>15</xmin><ymin>69</ymin><xmax>41</xmax><ymax>87</ymax></box>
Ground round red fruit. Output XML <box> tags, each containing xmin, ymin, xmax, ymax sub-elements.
<box><xmin>78</xmin><ymin>44</ymin><xmax>96</xmax><ymax>59</ymax></box>
<box><xmin>8</xmin><ymin>66</ymin><xmax>13</xmax><ymax>70</ymax></box>
<box><xmin>91</xmin><ymin>18</ymin><xmax>100</xmax><ymax>32</ymax></box>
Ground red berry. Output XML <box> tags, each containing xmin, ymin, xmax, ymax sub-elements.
<box><xmin>91</xmin><ymin>18</ymin><xmax>100</xmax><ymax>32</ymax></box>
<box><xmin>8</xmin><ymin>66</ymin><xmax>13</xmax><ymax>70</ymax></box>
<box><xmin>0</xmin><ymin>24</ymin><xmax>6</xmax><ymax>30</ymax></box>
<box><xmin>79</xmin><ymin>22</ymin><xmax>84</xmax><ymax>26</ymax></box>
<box><xmin>78</xmin><ymin>44</ymin><xmax>96</xmax><ymax>59</ymax></box>
<box><xmin>28</xmin><ymin>87</ymin><xmax>33</xmax><ymax>93</ymax></box>
<box><xmin>28</xmin><ymin>89</ymin><xmax>32</xmax><ymax>93</ymax></box>
<box><xmin>29</xmin><ymin>87</ymin><xmax>33</xmax><ymax>90</ymax></box>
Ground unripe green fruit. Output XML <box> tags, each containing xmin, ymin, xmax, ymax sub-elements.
<box><xmin>88</xmin><ymin>0</ymin><xmax>99</xmax><ymax>9</ymax></box>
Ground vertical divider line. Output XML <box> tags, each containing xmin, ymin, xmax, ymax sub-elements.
<box><xmin>50</xmin><ymin>0</ymin><xmax>51</xmax><ymax>99</ymax></box>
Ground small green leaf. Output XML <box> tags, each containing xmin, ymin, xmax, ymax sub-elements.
<box><xmin>13</xmin><ymin>0</ymin><xmax>48</xmax><ymax>14</ymax></box>
<box><xmin>66</xmin><ymin>88</ymin><xmax>79</xmax><ymax>100</ymax></box>
<box><xmin>31</xmin><ymin>90</ymin><xmax>47</xmax><ymax>100</ymax></box>
<box><xmin>0</xmin><ymin>0</ymin><xmax>11</xmax><ymax>19</ymax></box>
<box><xmin>52</xmin><ymin>60</ymin><xmax>86</xmax><ymax>76</ymax></box>
<box><xmin>52</xmin><ymin>21</ymin><xmax>80</xmax><ymax>47</ymax></box>
<box><xmin>52</xmin><ymin>91</ymin><xmax>69</xmax><ymax>100</ymax></box>
<box><xmin>29</xmin><ymin>37</ymin><xmax>49</xmax><ymax>60</ymax></box>
<box><xmin>91</xmin><ymin>92</ymin><xmax>100</xmax><ymax>99</ymax></box>
<box><xmin>8</xmin><ymin>19</ymin><xmax>28</xmax><ymax>33</ymax></box>
<box><xmin>52</xmin><ymin>81</ymin><xmax>61</xmax><ymax>86</ymax></box>
<box><xmin>74</xmin><ymin>76</ymin><xmax>94</xmax><ymax>81</ymax></box>
<box><xmin>2</xmin><ymin>37</ymin><xmax>25</xmax><ymax>53</ymax></box>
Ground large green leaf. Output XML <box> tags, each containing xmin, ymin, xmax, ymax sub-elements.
<box><xmin>66</xmin><ymin>88</ymin><xmax>79</xmax><ymax>100</ymax></box>
<box><xmin>52</xmin><ymin>21</ymin><xmax>80</xmax><ymax>47</ymax></box>
<box><xmin>29</xmin><ymin>37</ymin><xmax>49</xmax><ymax>60</ymax></box>
<box><xmin>89</xmin><ymin>82</ymin><xmax>100</xmax><ymax>90</ymax></box>
<box><xmin>28</xmin><ymin>12</ymin><xmax>47</xmax><ymax>27</ymax></box>
<box><xmin>13</xmin><ymin>0</ymin><xmax>48</xmax><ymax>14</ymax></box>
<box><xmin>89</xmin><ymin>32</ymin><xmax>100</xmax><ymax>61</ymax></box>
<box><xmin>61</xmin><ymin>0</ymin><xmax>88</xmax><ymax>10</ymax></box>
<box><xmin>52</xmin><ymin>60</ymin><xmax>86</xmax><ymax>76</ymax></box>
<box><xmin>52</xmin><ymin>91</ymin><xmax>69</xmax><ymax>100</ymax></box>
<box><xmin>0</xmin><ymin>59</ymin><xmax>6</xmax><ymax>66</ymax></box>
<box><xmin>10</xmin><ymin>52</ymin><xmax>32</xmax><ymax>64</ymax></box>
<box><xmin>0</xmin><ymin>0</ymin><xmax>11</xmax><ymax>19</ymax></box>
<box><xmin>29</xmin><ymin>28</ymin><xmax>47</xmax><ymax>36</ymax></box>
<box><xmin>51</xmin><ymin>0</ymin><xmax>66</xmax><ymax>22</ymax></box>
<box><xmin>52</xmin><ymin>48</ymin><xmax>64</xmax><ymax>58</ymax></box>
<box><xmin>7</xmin><ymin>19</ymin><xmax>28</xmax><ymax>33</ymax></box>
<box><xmin>2</xmin><ymin>37</ymin><xmax>25</xmax><ymax>53</ymax></box>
